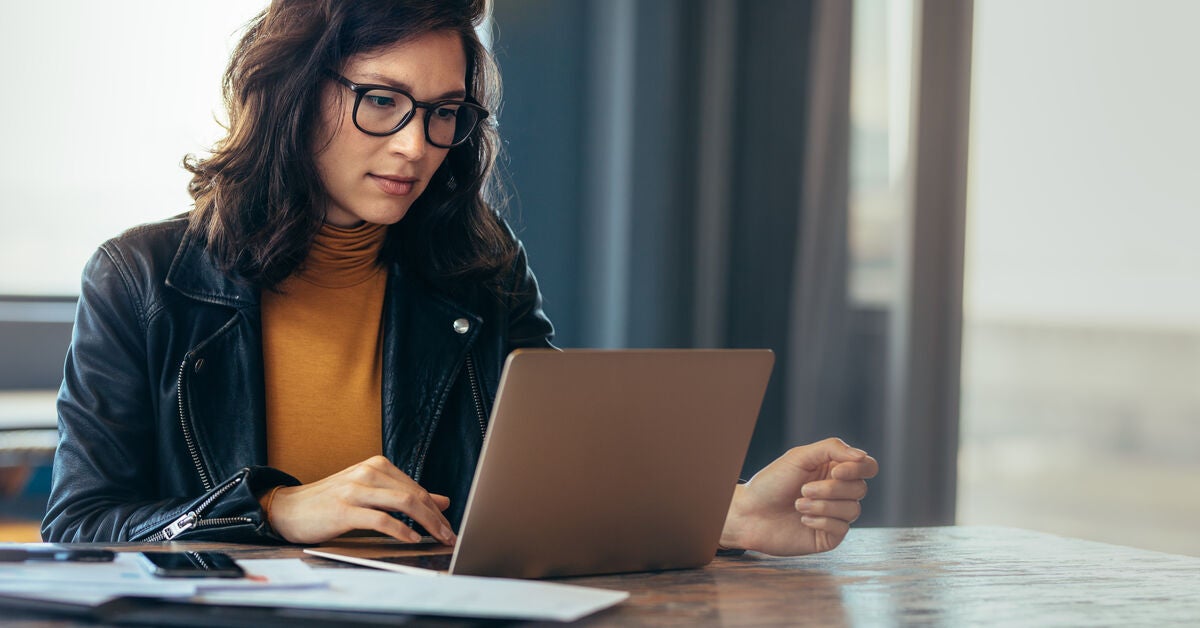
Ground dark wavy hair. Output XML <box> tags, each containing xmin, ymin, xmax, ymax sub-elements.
<box><xmin>184</xmin><ymin>0</ymin><xmax>515</xmax><ymax>292</ymax></box>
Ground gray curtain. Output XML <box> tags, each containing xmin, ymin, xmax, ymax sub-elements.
<box><xmin>493</xmin><ymin>0</ymin><xmax>858</xmax><ymax>482</ymax></box>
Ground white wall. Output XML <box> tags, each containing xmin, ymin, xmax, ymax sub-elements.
<box><xmin>0</xmin><ymin>1</ymin><xmax>268</xmax><ymax>295</ymax></box>
<box><xmin>961</xmin><ymin>0</ymin><xmax>1200</xmax><ymax>557</ymax></box>
<box><xmin>967</xmin><ymin>0</ymin><xmax>1200</xmax><ymax>330</ymax></box>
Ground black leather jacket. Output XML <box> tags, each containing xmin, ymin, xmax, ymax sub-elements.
<box><xmin>41</xmin><ymin>217</ymin><xmax>554</xmax><ymax>543</ymax></box>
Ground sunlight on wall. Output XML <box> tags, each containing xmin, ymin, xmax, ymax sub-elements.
<box><xmin>960</xmin><ymin>0</ymin><xmax>1200</xmax><ymax>556</ymax></box>
<box><xmin>0</xmin><ymin>2</ymin><xmax>268</xmax><ymax>295</ymax></box>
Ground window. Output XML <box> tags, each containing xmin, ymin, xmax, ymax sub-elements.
<box><xmin>848</xmin><ymin>0</ymin><xmax>915</xmax><ymax>308</ymax></box>
<box><xmin>960</xmin><ymin>0</ymin><xmax>1200</xmax><ymax>556</ymax></box>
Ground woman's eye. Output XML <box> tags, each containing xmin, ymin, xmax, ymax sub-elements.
<box><xmin>434</xmin><ymin>106</ymin><xmax>459</xmax><ymax>120</ymax></box>
<box><xmin>365</xmin><ymin>95</ymin><xmax>396</xmax><ymax>108</ymax></box>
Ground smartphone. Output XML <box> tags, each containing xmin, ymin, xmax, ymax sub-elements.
<box><xmin>137</xmin><ymin>551</ymin><xmax>245</xmax><ymax>578</ymax></box>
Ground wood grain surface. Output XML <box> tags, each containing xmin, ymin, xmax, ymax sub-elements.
<box><xmin>6</xmin><ymin>526</ymin><xmax>1198</xmax><ymax>626</ymax></box>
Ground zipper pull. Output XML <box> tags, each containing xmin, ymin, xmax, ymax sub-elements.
<box><xmin>162</xmin><ymin>511</ymin><xmax>199</xmax><ymax>540</ymax></box>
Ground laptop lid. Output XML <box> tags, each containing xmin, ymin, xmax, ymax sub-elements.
<box><xmin>448</xmin><ymin>349</ymin><xmax>774</xmax><ymax>579</ymax></box>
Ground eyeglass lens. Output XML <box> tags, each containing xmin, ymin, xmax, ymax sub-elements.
<box><xmin>356</xmin><ymin>89</ymin><xmax>480</xmax><ymax>147</ymax></box>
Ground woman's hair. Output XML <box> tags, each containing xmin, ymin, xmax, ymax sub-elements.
<box><xmin>184</xmin><ymin>0</ymin><xmax>515</xmax><ymax>292</ymax></box>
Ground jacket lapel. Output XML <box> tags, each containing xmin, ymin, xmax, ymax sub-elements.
<box><xmin>164</xmin><ymin>232</ymin><xmax>268</xmax><ymax>484</ymax></box>
<box><xmin>381</xmin><ymin>263</ymin><xmax>482</xmax><ymax>479</ymax></box>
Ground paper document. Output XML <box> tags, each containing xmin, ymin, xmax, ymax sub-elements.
<box><xmin>0</xmin><ymin>552</ymin><xmax>626</xmax><ymax>622</ymax></box>
<box><xmin>198</xmin><ymin>567</ymin><xmax>629</xmax><ymax>622</ymax></box>
<box><xmin>0</xmin><ymin>557</ymin><xmax>326</xmax><ymax>602</ymax></box>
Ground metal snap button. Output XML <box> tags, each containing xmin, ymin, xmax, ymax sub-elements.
<box><xmin>453</xmin><ymin>318</ymin><xmax>470</xmax><ymax>334</ymax></box>
<box><xmin>193</xmin><ymin>358</ymin><xmax>206</xmax><ymax>373</ymax></box>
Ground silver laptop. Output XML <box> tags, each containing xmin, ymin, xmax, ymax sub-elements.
<box><xmin>312</xmin><ymin>349</ymin><xmax>774</xmax><ymax>579</ymax></box>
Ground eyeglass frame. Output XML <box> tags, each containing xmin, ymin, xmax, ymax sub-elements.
<box><xmin>329</xmin><ymin>72</ymin><xmax>490</xmax><ymax>148</ymax></box>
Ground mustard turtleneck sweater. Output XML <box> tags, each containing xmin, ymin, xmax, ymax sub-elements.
<box><xmin>261</xmin><ymin>221</ymin><xmax>388</xmax><ymax>484</ymax></box>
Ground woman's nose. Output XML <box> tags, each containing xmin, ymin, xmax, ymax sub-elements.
<box><xmin>388</xmin><ymin>112</ymin><xmax>428</xmax><ymax>160</ymax></box>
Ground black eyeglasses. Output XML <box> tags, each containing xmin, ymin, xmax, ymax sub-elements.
<box><xmin>331</xmin><ymin>73</ymin><xmax>489</xmax><ymax>148</ymax></box>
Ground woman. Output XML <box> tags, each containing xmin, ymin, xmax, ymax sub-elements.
<box><xmin>42</xmin><ymin>0</ymin><xmax>877</xmax><ymax>556</ymax></box>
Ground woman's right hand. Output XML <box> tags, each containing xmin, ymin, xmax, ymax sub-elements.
<box><xmin>264</xmin><ymin>455</ymin><xmax>456</xmax><ymax>546</ymax></box>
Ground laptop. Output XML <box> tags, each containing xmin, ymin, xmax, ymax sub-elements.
<box><xmin>307</xmin><ymin>348</ymin><xmax>774</xmax><ymax>579</ymax></box>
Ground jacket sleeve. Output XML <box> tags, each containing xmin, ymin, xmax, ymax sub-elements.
<box><xmin>504</xmin><ymin>238</ymin><xmax>556</xmax><ymax>352</ymax></box>
<box><xmin>41</xmin><ymin>244</ymin><xmax>298</xmax><ymax>543</ymax></box>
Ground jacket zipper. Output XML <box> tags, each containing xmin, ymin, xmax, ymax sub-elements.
<box><xmin>142</xmin><ymin>474</ymin><xmax>250</xmax><ymax>541</ymax></box>
<box><xmin>177</xmin><ymin>357</ymin><xmax>213</xmax><ymax>491</ymax></box>
<box><xmin>412</xmin><ymin>352</ymin><xmax>487</xmax><ymax>484</ymax></box>
<box><xmin>465</xmin><ymin>353</ymin><xmax>488</xmax><ymax>439</ymax></box>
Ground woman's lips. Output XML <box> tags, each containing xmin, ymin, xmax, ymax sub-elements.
<box><xmin>369</xmin><ymin>174</ymin><xmax>416</xmax><ymax>196</ymax></box>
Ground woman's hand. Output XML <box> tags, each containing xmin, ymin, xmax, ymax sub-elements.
<box><xmin>720</xmin><ymin>438</ymin><xmax>878</xmax><ymax>556</ymax></box>
<box><xmin>264</xmin><ymin>455</ymin><xmax>456</xmax><ymax>546</ymax></box>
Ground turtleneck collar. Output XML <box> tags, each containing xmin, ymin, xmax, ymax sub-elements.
<box><xmin>295</xmin><ymin>221</ymin><xmax>388</xmax><ymax>288</ymax></box>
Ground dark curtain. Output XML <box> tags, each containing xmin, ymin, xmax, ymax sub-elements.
<box><xmin>492</xmin><ymin>0</ymin><xmax>868</xmax><ymax>485</ymax></box>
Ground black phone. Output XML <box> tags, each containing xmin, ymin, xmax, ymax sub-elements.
<box><xmin>137</xmin><ymin>551</ymin><xmax>245</xmax><ymax>578</ymax></box>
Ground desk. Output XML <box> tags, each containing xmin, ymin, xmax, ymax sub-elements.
<box><xmin>4</xmin><ymin>526</ymin><xmax>1199</xmax><ymax>626</ymax></box>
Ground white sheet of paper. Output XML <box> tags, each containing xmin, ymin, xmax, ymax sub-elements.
<box><xmin>0</xmin><ymin>557</ymin><xmax>326</xmax><ymax>603</ymax></box>
<box><xmin>197</xmin><ymin>567</ymin><xmax>629</xmax><ymax>622</ymax></box>
<box><xmin>0</xmin><ymin>552</ymin><xmax>166</xmax><ymax>587</ymax></box>
<box><xmin>196</xmin><ymin>558</ymin><xmax>328</xmax><ymax>591</ymax></box>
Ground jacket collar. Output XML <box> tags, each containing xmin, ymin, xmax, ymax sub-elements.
<box><xmin>164</xmin><ymin>231</ymin><xmax>259</xmax><ymax>308</ymax></box>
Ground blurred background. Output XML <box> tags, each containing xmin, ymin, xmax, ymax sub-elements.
<box><xmin>0</xmin><ymin>0</ymin><xmax>1196</xmax><ymax>555</ymax></box>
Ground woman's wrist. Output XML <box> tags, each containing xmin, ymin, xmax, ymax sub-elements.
<box><xmin>718</xmin><ymin>483</ymin><xmax>749</xmax><ymax>553</ymax></box>
<box><xmin>259</xmin><ymin>485</ymin><xmax>285</xmax><ymax>526</ymax></box>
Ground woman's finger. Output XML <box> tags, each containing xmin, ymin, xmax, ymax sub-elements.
<box><xmin>427</xmin><ymin>493</ymin><xmax>451</xmax><ymax>510</ymax></box>
<box><xmin>347</xmin><ymin>507</ymin><xmax>424</xmax><ymax>543</ymax></box>
<box><xmin>800</xmin><ymin>479</ymin><xmax>868</xmax><ymax>500</ymax></box>
<box><xmin>831</xmin><ymin>457</ymin><xmax>879</xmax><ymax>481</ymax></box>
<box><xmin>795</xmin><ymin>498</ymin><xmax>862</xmax><ymax>523</ymax></box>
<box><xmin>356</xmin><ymin>486</ymin><xmax>456</xmax><ymax>545</ymax></box>
<box><xmin>799</xmin><ymin>514</ymin><xmax>850</xmax><ymax>538</ymax></box>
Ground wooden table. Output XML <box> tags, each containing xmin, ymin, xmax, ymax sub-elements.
<box><xmin>3</xmin><ymin>526</ymin><xmax>1198</xmax><ymax>626</ymax></box>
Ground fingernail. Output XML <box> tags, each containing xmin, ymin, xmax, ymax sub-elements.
<box><xmin>795</xmin><ymin>499</ymin><xmax>814</xmax><ymax>513</ymax></box>
<box><xmin>850</xmin><ymin>447</ymin><xmax>867</xmax><ymax>457</ymax></box>
<box><xmin>801</xmin><ymin>484</ymin><xmax>814</xmax><ymax>498</ymax></box>
<box><xmin>440</xmin><ymin>526</ymin><xmax>454</xmax><ymax>542</ymax></box>
<box><xmin>801</xmin><ymin>515</ymin><xmax>818</xmax><ymax>525</ymax></box>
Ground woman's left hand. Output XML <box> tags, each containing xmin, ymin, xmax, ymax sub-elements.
<box><xmin>719</xmin><ymin>438</ymin><xmax>879</xmax><ymax>556</ymax></box>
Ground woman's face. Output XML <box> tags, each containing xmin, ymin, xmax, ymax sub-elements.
<box><xmin>313</xmin><ymin>30</ymin><xmax>466</xmax><ymax>227</ymax></box>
